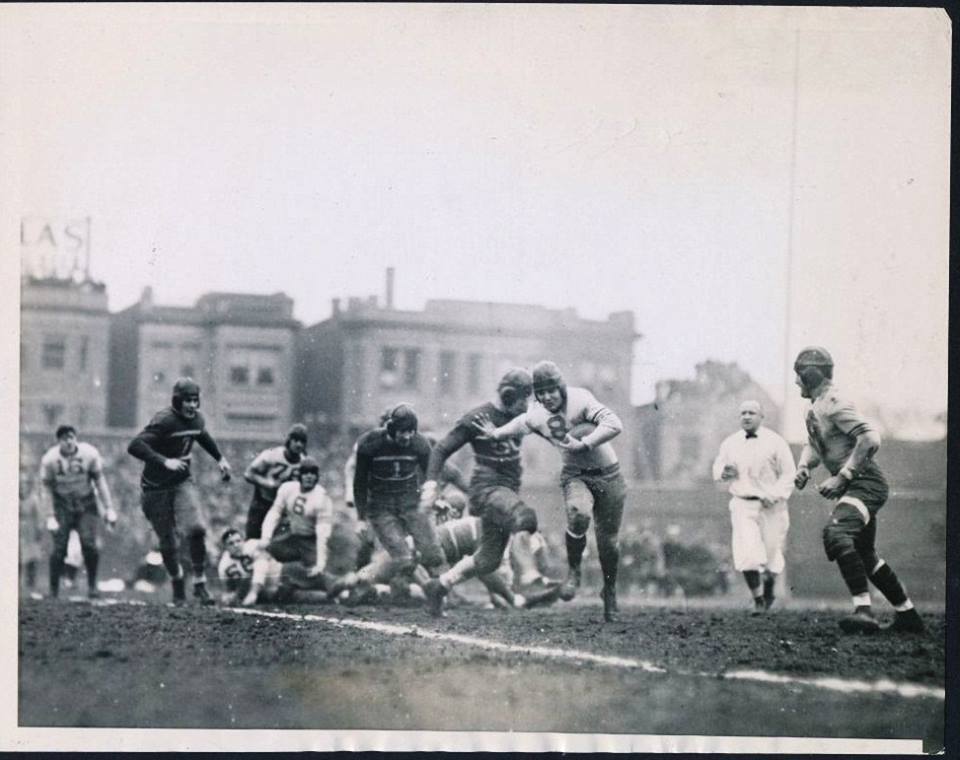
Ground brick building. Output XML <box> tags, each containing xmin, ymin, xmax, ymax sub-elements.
<box><xmin>20</xmin><ymin>277</ymin><xmax>111</xmax><ymax>432</ymax></box>
<box><xmin>108</xmin><ymin>289</ymin><xmax>299</xmax><ymax>437</ymax></box>
<box><xmin>296</xmin><ymin>280</ymin><xmax>640</xmax><ymax>484</ymax></box>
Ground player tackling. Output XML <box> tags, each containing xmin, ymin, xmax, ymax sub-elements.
<box><xmin>473</xmin><ymin>360</ymin><xmax>626</xmax><ymax>622</ymax></box>
<box><xmin>793</xmin><ymin>347</ymin><xmax>924</xmax><ymax>634</ymax></box>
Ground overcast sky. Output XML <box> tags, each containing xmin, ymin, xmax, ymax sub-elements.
<box><xmin>3</xmin><ymin>4</ymin><xmax>950</xmax><ymax>437</ymax></box>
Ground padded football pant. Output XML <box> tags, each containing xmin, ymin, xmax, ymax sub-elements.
<box><xmin>561</xmin><ymin>465</ymin><xmax>627</xmax><ymax>588</ymax></box>
<box><xmin>50</xmin><ymin>494</ymin><xmax>99</xmax><ymax>593</ymax></box>
<box><xmin>141</xmin><ymin>481</ymin><xmax>208</xmax><ymax>580</ymax></box>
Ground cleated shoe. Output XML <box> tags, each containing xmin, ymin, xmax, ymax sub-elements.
<box><xmin>838</xmin><ymin>606</ymin><xmax>880</xmax><ymax>634</ymax></box>
<box><xmin>558</xmin><ymin>567</ymin><xmax>582</xmax><ymax>602</ymax></box>
<box><xmin>423</xmin><ymin>579</ymin><xmax>448</xmax><ymax>618</ymax></box>
<box><xmin>884</xmin><ymin>608</ymin><xmax>925</xmax><ymax>634</ymax></box>
<box><xmin>750</xmin><ymin>597</ymin><xmax>767</xmax><ymax>616</ymax></box>
<box><xmin>601</xmin><ymin>585</ymin><xmax>618</xmax><ymax>622</ymax></box>
<box><xmin>171</xmin><ymin>577</ymin><xmax>186</xmax><ymax>605</ymax></box>
<box><xmin>763</xmin><ymin>578</ymin><xmax>776</xmax><ymax>610</ymax></box>
<box><xmin>193</xmin><ymin>582</ymin><xmax>216</xmax><ymax>606</ymax></box>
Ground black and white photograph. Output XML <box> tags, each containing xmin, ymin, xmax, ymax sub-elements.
<box><xmin>0</xmin><ymin>3</ymin><xmax>949</xmax><ymax>753</ymax></box>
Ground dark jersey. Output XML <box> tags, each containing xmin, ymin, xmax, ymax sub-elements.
<box><xmin>353</xmin><ymin>429</ymin><xmax>431</xmax><ymax>514</ymax></box>
<box><xmin>128</xmin><ymin>407</ymin><xmax>223</xmax><ymax>491</ymax></box>
<box><xmin>427</xmin><ymin>402</ymin><xmax>525</xmax><ymax>495</ymax></box>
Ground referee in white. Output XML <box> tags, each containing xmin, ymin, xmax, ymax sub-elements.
<box><xmin>712</xmin><ymin>400</ymin><xmax>796</xmax><ymax>614</ymax></box>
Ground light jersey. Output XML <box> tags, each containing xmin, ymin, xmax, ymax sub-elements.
<box><xmin>711</xmin><ymin>427</ymin><xmax>796</xmax><ymax>503</ymax></box>
<box><xmin>436</xmin><ymin>516</ymin><xmax>482</xmax><ymax>563</ymax></box>
<box><xmin>265</xmin><ymin>481</ymin><xmax>334</xmax><ymax>538</ymax></box>
<box><xmin>40</xmin><ymin>442</ymin><xmax>103</xmax><ymax>499</ymax></box>
<box><xmin>218</xmin><ymin>546</ymin><xmax>281</xmax><ymax>591</ymax></box>
<box><xmin>506</xmin><ymin>386</ymin><xmax>621</xmax><ymax>469</ymax></box>
<box><xmin>804</xmin><ymin>383</ymin><xmax>878</xmax><ymax>475</ymax></box>
<box><xmin>510</xmin><ymin>531</ymin><xmax>549</xmax><ymax>586</ymax></box>
<box><xmin>248</xmin><ymin>446</ymin><xmax>302</xmax><ymax>502</ymax></box>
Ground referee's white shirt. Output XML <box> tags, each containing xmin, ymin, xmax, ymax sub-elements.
<box><xmin>712</xmin><ymin>426</ymin><xmax>796</xmax><ymax>503</ymax></box>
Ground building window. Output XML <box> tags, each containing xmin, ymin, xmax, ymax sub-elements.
<box><xmin>181</xmin><ymin>365</ymin><xmax>195</xmax><ymax>380</ymax></box>
<box><xmin>257</xmin><ymin>367</ymin><xmax>275</xmax><ymax>386</ymax></box>
<box><xmin>380</xmin><ymin>347</ymin><xmax>399</xmax><ymax>388</ymax></box>
<box><xmin>42</xmin><ymin>338</ymin><xmax>66</xmax><ymax>370</ymax></box>
<box><xmin>403</xmin><ymin>349</ymin><xmax>421</xmax><ymax>389</ymax></box>
<box><xmin>76</xmin><ymin>405</ymin><xmax>88</xmax><ymax>427</ymax></box>
<box><xmin>79</xmin><ymin>336</ymin><xmax>89</xmax><ymax>371</ymax></box>
<box><xmin>42</xmin><ymin>404</ymin><xmax>63</xmax><ymax>426</ymax></box>
<box><xmin>230</xmin><ymin>366</ymin><xmax>250</xmax><ymax>385</ymax></box>
<box><xmin>467</xmin><ymin>353</ymin><xmax>483</xmax><ymax>394</ymax></box>
<box><xmin>438</xmin><ymin>351</ymin><xmax>456</xmax><ymax>395</ymax></box>
<box><xmin>152</xmin><ymin>370</ymin><xmax>166</xmax><ymax>385</ymax></box>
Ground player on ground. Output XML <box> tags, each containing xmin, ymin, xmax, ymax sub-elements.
<box><xmin>243</xmin><ymin>423</ymin><xmax>308</xmax><ymax>539</ymax></box>
<box><xmin>40</xmin><ymin>425</ymin><xmax>118</xmax><ymax>599</ymax></box>
<box><xmin>420</xmin><ymin>368</ymin><xmax>540</xmax><ymax>617</ymax></box>
<box><xmin>712</xmin><ymin>400</ymin><xmax>796</xmax><ymax>614</ymax></box>
<box><xmin>218</xmin><ymin>528</ymin><xmax>276</xmax><ymax>605</ymax></box>
<box><xmin>473</xmin><ymin>360</ymin><xmax>627</xmax><ymax>621</ymax></box>
<box><xmin>793</xmin><ymin>347</ymin><xmax>924</xmax><ymax>634</ymax></box>
<box><xmin>353</xmin><ymin>404</ymin><xmax>448</xmax><ymax>597</ymax></box>
<box><xmin>243</xmin><ymin>456</ymin><xmax>335</xmax><ymax>605</ymax></box>
<box><xmin>127</xmin><ymin>378</ymin><xmax>232</xmax><ymax>606</ymax></box>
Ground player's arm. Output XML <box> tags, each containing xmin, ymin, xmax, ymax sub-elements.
<box><xmin>89</xmin><ymin>457</ymin><xmax>118</xmax><ymax>525</ymax></box>
<box><xmin>711</xmin><ymin>439</ymin><xmax>731</xmax><ymax>482</ymax></box>
<box><xmin>422</xmin><ymin>425</ymin><xmax>472</xmax><ymax>507</ymax></box>
<box><xmin>309</xmin><ymin>495</ymin><xmax>334</xmax><ymax>575</ymax></box>
<box><xmin>578</xmin><ymin>393</ymin><xmax>623</xmax><ymax>449</ymax></box>
<box><xmin>352</xmin><ymin>444</ymin><xmax>372</xmax><ymax>520</ymax></box>
<box><xmin>343</xmin><ymin>446</ymin><xmax>357</xmax><ymax>507</ymax></box>
<box><xmin>818</xmin><ymin>402</ymin><xmax>881</xmax><ymax>498</ymax></box>
<box><xmin>794</xmin><ymin>441</ymin><xmax>821</xmax><ymax>490</ymax></box>
<box><xmin>128</xmin><ymin>417</ymin><xmax>191</xmax><ymax>474</ymax></box>
<box><xmin>39</xmin><ymin>461</ymin><xmax>59</xmax><ymax>531</ymax></box>
<box><xmin>243</xmin><ymin>453</ymin><xmax>275</xmax><ymax>491</ymax></box>
<box><xmin>472</xmin><ymin>413</ymin><xmax>529</xmax><ymax>442</ymax></box>
<box><xmin>259</xmin><ymin>496</ymin><xmax>286</xmax><ymax>545</ymax></box>
<box><xmin>196</xmin><ymin>429</ymin><xmax>231</xmax><ymax>480</ymax></box>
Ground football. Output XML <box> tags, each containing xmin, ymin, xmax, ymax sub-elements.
<box><xmin>567</xmin><ymin>421</ymin><xmax>597</xmax><ymax>440</ymax></box>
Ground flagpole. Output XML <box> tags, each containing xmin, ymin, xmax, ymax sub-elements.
<box><xmin>782</xmin><ymin>29</ymin><xmax>801</xmax><ymax>439</ymax></box>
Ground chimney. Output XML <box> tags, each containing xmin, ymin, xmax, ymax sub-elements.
<box><xmin>385</xmin><ymin>267</ymin><xmax>395</xmax><ymax>309</ymax></box>
<box><xmin>332</xmin><ymin>297</ymin><xmax>341</xmax><ymax>316</ymax></box>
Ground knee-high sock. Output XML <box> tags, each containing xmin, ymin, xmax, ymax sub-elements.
<box><xmin>566</xmin><ymin>530</ymin><xmax>587</xmax><ymax>569</ymax></box>
<box><xmin>597</xmin><ymin>538</ymin><xmax>620</xmax><ymax>588</ymax></box>
<box><xmin>836</xmin><ymin>550</ymin><xmax>869</xmax><ymax>597</ymax></box>
<box><xmin>868</xmin><ymin>560</ymin><xmax>910</xmax><ymax>608</ymax></box>
<box><xmin>81</xmin><ymin>546</ymin><xmax>99</xmax><ymax>590</ymax></box>
<box><xmin>743</xmin><ymin>569</ymin><xmax>762</xmax><ymax>597</ymax></box>
<box><xmin>440</xmin><ymin>554</ymin><xmax>476</xmax><ymax>588</ymax></box>
<box><xmin>189</xmin><ymin>531</ymin><xmax>207</xmax><ymax>579</ymax></box>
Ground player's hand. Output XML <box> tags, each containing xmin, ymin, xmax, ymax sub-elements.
<box><xmin>306</xmin><ymin>564</ymin><xmax>324</xmax><ymax>578</ymax></box>
<box><xmin>721</xmin><ymin>464</ymin><xmax>739</xmax><ymax>481</ymax></box>
<box><xmin>471</xmin><ymin>413</ymin><xmax>497</xmax><ymax>439</ymax></box>
<box><xmin>555</xmin><ymin>436</ymin><xmax>588</xmax><ymax>453</ymax></box>
<box><xmin>794</xmin><ymin>466</ymin><xmax>810</xmax><ymax>490</ymax></box>
<box><xmin>218</xmin><ymin>459</ymin><xmax>232</xmax><ymax>482</ymax></box>
<box><xmin>817</xmin><ymin>475</ymin><xmax>848</xmax><ymax>500</ymax></box>
<box><xmin>46</xmin><ymin>516</ymin><xmax>59</xmax><ymax>533</ymax></box>
<box><xmin>104</xmin><ymin>508</ymin><xmax>118</xmax><ymax>528</ymax></box>
<box><xmin>419</xmin><ymin>480</ymin><xmax>439</xmax><ymax>510</ymax></box>
<box><xmin>163</xmin><ymin>457</ymin><xmax>189</xmax><ymax>472</ymax></box>
<box><xmin>759</xmin><ymin>496</ymin><xmax>776</xmax><ymax>509</ymax></box>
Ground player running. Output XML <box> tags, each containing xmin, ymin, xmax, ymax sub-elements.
<box><xmin>793</xmin><ymin>347</ymin><xmax>924</xmax><ymax>634</ymax></box>
<box><xmin>420</xmin><ymin>368</ymin><xmax>541</xmax><ymax>617</ymax></box>
<box><xmin>473</xmin><ymin>360</ymin><xmax>627</xmax><ymax>622</ymax></box>
<box><xmin>243</xmin><ymin>456</ymin><xmax>335</xmax><ymax>605</ymax></box>
<box><xmin>128</xmin><ymin>378</ymin><xmax>232</xmax><ymax>606</ymax></box>
<box><xmin>40</xmin><ymin>425</ymin><xmax>118</xmax><ymax>599</ymax></box>
<box><xmin>243</xmin><ymin>423</ymin><xmax>309</xmax><ymax>539</ymax></box>
<box><xmin>352</xmin><ymin>404</ymin><xmax>448</xmax><ymax>595</ymax></box>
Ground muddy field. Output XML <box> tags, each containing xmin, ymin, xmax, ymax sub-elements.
<box><xmin>18</xmin><ymin>593</ymin><xmax>945</xmax><ymax>751</ymax></box>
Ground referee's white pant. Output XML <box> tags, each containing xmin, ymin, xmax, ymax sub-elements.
<box><xmin>728</xmin><ymin>496</ymin><xmax>789</xmax><ymax>574</ymax></box>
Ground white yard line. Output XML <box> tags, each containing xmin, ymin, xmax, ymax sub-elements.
<box><xmin>223</xmin><ymin>606</ymin><xmax>946</xmax><ymax>702</ymax></box>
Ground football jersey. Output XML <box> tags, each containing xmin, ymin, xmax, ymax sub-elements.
<box><xmin>427</xmin><ymin>402</ymin><xmax>525</xmax><ymax>494</ymax></box>
<box><xmin>218</xmin><ymin>548</ymin><xmax>254</xmax><ymax>583</ymax></box>
<box><xmin>128</xmin><ymin>407</ymin><xmax>223</xmax><ymax>490</ymax></box>
<box><xmin>268</xmin><ymin>481</ymin><xmax>333</xmax><ymax>538</ymax></box>
<box><xmin>515</xmin><ymin>386</ymin><xmax>621</xmax><ymax>469</ymax></box>
<box><xmin>247</xmin><ymin>446</ymin><xmax>302</xmax><ymax>502</ymax></box>
<box><xmin>804</xmin><ymin>383</ymin><xmax>878</xmax><ymax>475</ymax></box>
<box><xmin>40</xmin><ymin>442</ymin><xmax>103</xmax><ymax>499</ymax></box>
<box><xmin>354</xmin><ymin>430</ymin><xmax>431</xmax><ymax>509</ymax></box>
<box><xmin>436</xmin><ymin>516</ymin><xmax>482</xmax><ymax>563</ymax></box>
<box><xmin>509</xmin><ymin>531</ymin><xmax>549</xmax><ymax>586</ymax></box>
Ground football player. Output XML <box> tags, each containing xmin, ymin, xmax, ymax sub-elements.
<box><xmin>419</xmin><ymin>368</ymin><xmax>541</xmax><ymax>617</ymax></box>
<box><xmin>39</xmin><ymin>425</ymin><xmax>117</xmax><ymax>599</ymax></box>
<box><xmin>793</xmin><ymin>347</ymin><xmax>924</xmax><ymax>634</ymax></box>
<box><xmin>243</xmin><ymin>456</ymin><xmax>335</xmax><ymax>605</ymax></box>
<box><xmin>128</xmin><ymin>378</ymin><xmax>232</xmax><ymax>606</ymax></box>
<box><xmin>473</xmin><ymin>360</ymin><xmax>627</xmax><ymax>622</ymax></box>
<box><xmin>353</xmin><ymin>404</ymin><xmax>448</xmax><ymax>595</ymax></box>
<box><xmin>243</xmin><ymin>423</ymin><xmax>309</xmax><ymax>539</ymax></box>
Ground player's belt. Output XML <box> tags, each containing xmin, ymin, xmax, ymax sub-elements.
<box><xmin>738</xmin><ymin>495</ymin><xmax>761</xmax><ymax>501</ymax></box>
<box><xmin>571</xmin><ymin>463</ymin><xmax>620</xmax><ymax>477</ymax></box>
